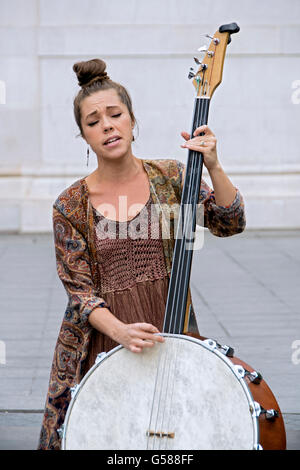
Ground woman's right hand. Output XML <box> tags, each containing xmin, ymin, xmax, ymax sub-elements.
<box><xmin>114</xmin><ymin>322</ymin><xmax>165</xmax><ymax>353</ymax></box>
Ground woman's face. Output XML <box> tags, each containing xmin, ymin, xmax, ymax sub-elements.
<box><xmin>80</xmin><ymin>88</ymin><xmax>134</xmax><ymax>161</ymax></box>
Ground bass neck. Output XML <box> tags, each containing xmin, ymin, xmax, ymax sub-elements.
<box><xmin>163</xmin><ymin>97</ymin><xmax>210</xmax><ymax>334</ymax></box>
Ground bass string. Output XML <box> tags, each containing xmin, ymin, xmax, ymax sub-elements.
<box><xmin>147</xmin><ymin>175</ymin><xmax>197</xmax><ymax>449</ymax></box>
<box><xmin>146</xmin><ymin>177</ymin><xmax>178</xmax><ymax>450</ymax></box>
<box><xmin>162</xmin><ymin>95</ymin><xmax>200</xmax><ymax>334</ymax></box>
<box><xmin>169</xmin><ymin>97</ymin><xmax>208</xmax><ymax>335</ymax></box>
<box><xmin>147</xmin><ymin>336</ymin><xmax>182</xmax><ymax>450</ymax></box>
<box><xmin>147</xmin><ymin>160</ymin><xmax>196</xmax><ymax>448</ymax></box>
<box><xmin>156</xmin><ymin>334</ymin><xmax>181</xmax><ymax>450</ymax></box>
<box><xmin>147</xmin><ymin>97</ymin><xmax>207</xmax><ymax>449</ymax></box>
<box><xmin>146</xmin><ymin>180</ymin><xmax>180</xmax><ymax>450</ymax></box>
<box><xmin>152</xmin><ymin>335</ymin><xmax>176</xmax><ymax>450</ymax></box>
<box><xmin>151</xmin><ymin>97</ymin><xmax>207</xmax><ymax>446</ymax></box>
<box><xmin>174</xmin><ymin>152</ymin><xmax>203</xmax><ymax>332</ymax></box>
<box><xmin>146</xmin><ymin>336</ymin><xmax>165</xmax><ymax>449</ymax></box>
<box><xmin>156</xmin><ymin>98</ymin><xmax>206</xmax><ymax>445</ymax></box>
<box><xmin>161</xmin><ymin>338</ymin><xmax>182</xmax><ymax>450</ymax></box>
<box><xmin>162</xmin><ymin>134</ymin><xmax>198</xmax><ymax>334</ymax></box>
<box><xmin>145</xmin><ymin>194</ymin><xmax>186</xmax><ymax>449</ymax></box>
<box><xmin>173</xmin><ymin>100</ymin><xmax>209</xmax><ymax>336</ymax></box>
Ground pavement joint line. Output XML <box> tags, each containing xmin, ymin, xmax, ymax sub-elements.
<box><xmin>222</xmin><ymin>247</ymin><xmax>295</xmax><ymax>312</ymax></box>
<box><xmin>262</xmin><ymin>238</ymin><xmax>299</xmax><ymax>265</ymax></box>
<box><xmin>191</xmin><ymin>282</ymin><xmax>231</xmax><ymax>337</ymax></box>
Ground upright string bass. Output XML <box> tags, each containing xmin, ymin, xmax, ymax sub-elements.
<box><xmin>61</xmin><ymin>23</ymin><xmax>286</xmax><ymax>450</ymax></box>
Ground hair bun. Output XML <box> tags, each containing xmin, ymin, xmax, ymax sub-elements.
<box><xmin>73</xmin><ymin>58</ymin><xmax>110</xmax><ymax>88</ymax></box>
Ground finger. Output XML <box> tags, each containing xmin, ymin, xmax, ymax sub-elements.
<box><xmin>182</xmin><ymin>137</ymin><xmax>215</xmax><ymax>148</ymax></box>
<box><xmin>140</xmin><ymin>336</ymin><xmax>165</xmax><ymax>346</ymax></box>
<box><xmin>141</xmin><ymin>340</ymin><xmax>156</xmax><ymax>348</ymax></box>
<box><xmin>134</xmin><ymin>323</ymin><xmax>165</xmax><ymax>343</ymax></box>
<box><xmin>181</xmin><ymin>140</ymin><xmax>205</xmax><ymax>149</ymax></box>
<box><xmin>181</xmin><ymin>136</ymin><xmax>214</xmax><ymax>148</ymax></box>
<box><xmin>193</xmin><ymin>125</ymin><xmax>215</xmax><ymax>137</ymax></box>
<box><xmin>135</xmin><ymin>330</ymin><xmax>165</xmax><ymax>343</ymax></box>
<box><xmin>154</xmin><ymin>333</ymin><xmax>165</xmax><ymax>342</ymax></box>
<box><xmin>181</xmin><ymin>141</ymin><xmax>213</xmax><ymax>152</ymax></box>
<box><xmin>181</xmin><ymin>131</ymin><xmax>190</xmax><ymax>141</ymax></box>
<box><xmin>192</xmin><ymin>136</ymin><xmax>215</xmax><ymax>145</ymax></box>
<box><xmin>137</xmin><ymin>323</ymin><xmax>160</xmax><ymax>333</ymax></box>
<box><xmin>133</xmin><ymin>338</ymin><xmax>155</xmax><ymax>350</ymax></box>
<box><xmin>129</xmin><ymin>344</ymin><xmax>143</xmax><ymax>353</ymax></box>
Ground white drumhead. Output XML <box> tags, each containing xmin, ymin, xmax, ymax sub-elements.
<box><xmin>62</xmin><ymin>335</ymin><xmax>258</xmax><ymax>450</ymax></box>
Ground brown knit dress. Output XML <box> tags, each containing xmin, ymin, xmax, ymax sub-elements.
<box><xmin>83</xmin><ymin>194</ymin><xmax>170</xmax><ymax>373</ymax></box>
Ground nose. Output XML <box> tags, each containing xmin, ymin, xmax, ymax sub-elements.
<box><xmin>102</xmin><ymin>116</ymin><xmax>114</xmax><ymax>133</ymax></box>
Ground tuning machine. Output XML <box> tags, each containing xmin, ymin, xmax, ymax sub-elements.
<box><xmin>188</xmin><ymin>67</ymin><xmax>195</xmax><ymax>79</ymax></box>
<box><xmin>193</xmin><ymin>57</ymin><xmax>208</xmax><ymax>70</ymax></box>
<box><xmin>205</xmin><ymin>34</ymin><xmax>220</xmax><ymax>45</ymax></box>
<box><xmin>197</xmin><ymin>45</ymin><xmax>208</xmax><ymax>53</ymax></box>
<box><xmin>197</xmin><ymin>44</ymin><xmax>214</xmax><ymax>58</ymax></box>
<box><xmin>188</xmin><ymin>65</ymin><xmax>206</xmax><ymax>81</ymax></box>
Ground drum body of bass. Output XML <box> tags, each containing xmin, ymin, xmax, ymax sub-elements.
<box><xmin>61</xmin><ymin>334</ymin><xmax>285</xmax><ymax>450</ymax></box>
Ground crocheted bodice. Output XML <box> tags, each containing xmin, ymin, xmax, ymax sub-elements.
<box><xmin>92</xmin><ymin>195</ymin><xmax>168</xmax><ymax>294</ymax></box>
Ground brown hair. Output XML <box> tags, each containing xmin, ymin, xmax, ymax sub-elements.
<box><xmin>73</xmin><ymin>58</ymin><xmax>137</xmax><ymax>138</ymax></box>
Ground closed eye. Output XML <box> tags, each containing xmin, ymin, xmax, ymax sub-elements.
<box><xmin>87</xmin><ymin>113</ymin><xmax>121</xmax><ymax>127</ymax></box>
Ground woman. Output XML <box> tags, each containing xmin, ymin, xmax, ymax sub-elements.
<box><xmin>38</xmin><ymin>58</ymin><xmax>246</xmax><ymax>450</ymax></box>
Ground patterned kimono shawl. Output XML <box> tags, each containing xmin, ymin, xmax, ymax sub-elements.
<box><xmin>38</xmin><ymin>158</ymin><xmax>246</xmax><ymax>450</ymax></box>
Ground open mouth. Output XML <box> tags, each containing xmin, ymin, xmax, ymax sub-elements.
<box><xmin>104</xmin><ymin>137</ymin><xmax>121</xmax><ymax>147</ymax></box>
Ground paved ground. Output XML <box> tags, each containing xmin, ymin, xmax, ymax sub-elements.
<box><xmin>0</xmin><ymin>229</ymin><xmax>299</xmax><ymax>450</ymax></box>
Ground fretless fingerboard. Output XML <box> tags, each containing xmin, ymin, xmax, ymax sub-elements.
<box><xmin>163</xmin><ymin>97</ymin><xmax>210</xmax><ymax>334</ymax></box>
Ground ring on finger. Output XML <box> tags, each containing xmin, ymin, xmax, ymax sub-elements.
<box><xmin>199</xmin><ymin>141</ymin><xmax>205</xmax><ymax>147</ymax></box>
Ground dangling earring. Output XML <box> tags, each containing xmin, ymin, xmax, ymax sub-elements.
<box><xmin>86</xmin><ymin>146</ymin><xmax>90</xmax><ymax>167</ymax></box>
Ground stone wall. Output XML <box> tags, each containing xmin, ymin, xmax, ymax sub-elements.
<box><xmin>0</xmin><ymin>0</ymin><xmax>300</xmax><ymax>231</ymax></box>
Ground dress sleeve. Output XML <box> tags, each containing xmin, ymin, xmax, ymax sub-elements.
<box><xmin>176</xmin><ymin>160</ymin><xmax>246</xmax><ymax>237</ymax></box>
<box><xmin>53</xmin><ymin>206</ymin><xmax>109</xmax><ymax>329</ymax></box>
<box><xmin>199</xmin><ymin>181</ymin><xmax>246</xmax><ymax>237</ymax></box>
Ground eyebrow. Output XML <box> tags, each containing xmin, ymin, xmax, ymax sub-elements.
<box><xmin>85</xmin><ymin>105</ymin><xmax>121</xmax><ymax>121</ymax></box>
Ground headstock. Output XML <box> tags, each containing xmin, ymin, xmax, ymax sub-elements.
<box><xmin>188</xmin><ymin>23</ymin><xmax>240</xmax><ymax>99</ymax></box>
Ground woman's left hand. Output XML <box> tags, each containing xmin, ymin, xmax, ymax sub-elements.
<box><xmin>181</xmin><ymin>125</ymin><xmax>219</xmax><ymax>171</ymax></box>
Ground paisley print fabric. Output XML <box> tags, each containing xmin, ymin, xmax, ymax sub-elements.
<box><xmin>38</xmin><ymin>158</ymin><xmax>246</xmax><ymax>450</ymax></box>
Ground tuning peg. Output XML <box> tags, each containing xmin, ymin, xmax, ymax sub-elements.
<box><xmin>197</xmin><ymin>46</ymin><xmax>214</xmax><ymax>59</ymax></box>
<box><xmin>193</xmin><ymin>58</ymin><xmax>208</xmax><ymax>73</ymax></box>
<box><xmin>197</xmin><ymin>45</ymin><xmax>208</xmax><ymax>53</ymax></box>
<box><xmin>204</xmin><ymin>34</ymin><xmax>220</xmax><ymax>45</ymax></box>
<box><xmin>188</xmin><ymin>67</ymin><xmax>195</xmax><ymax>79</ymax></box>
